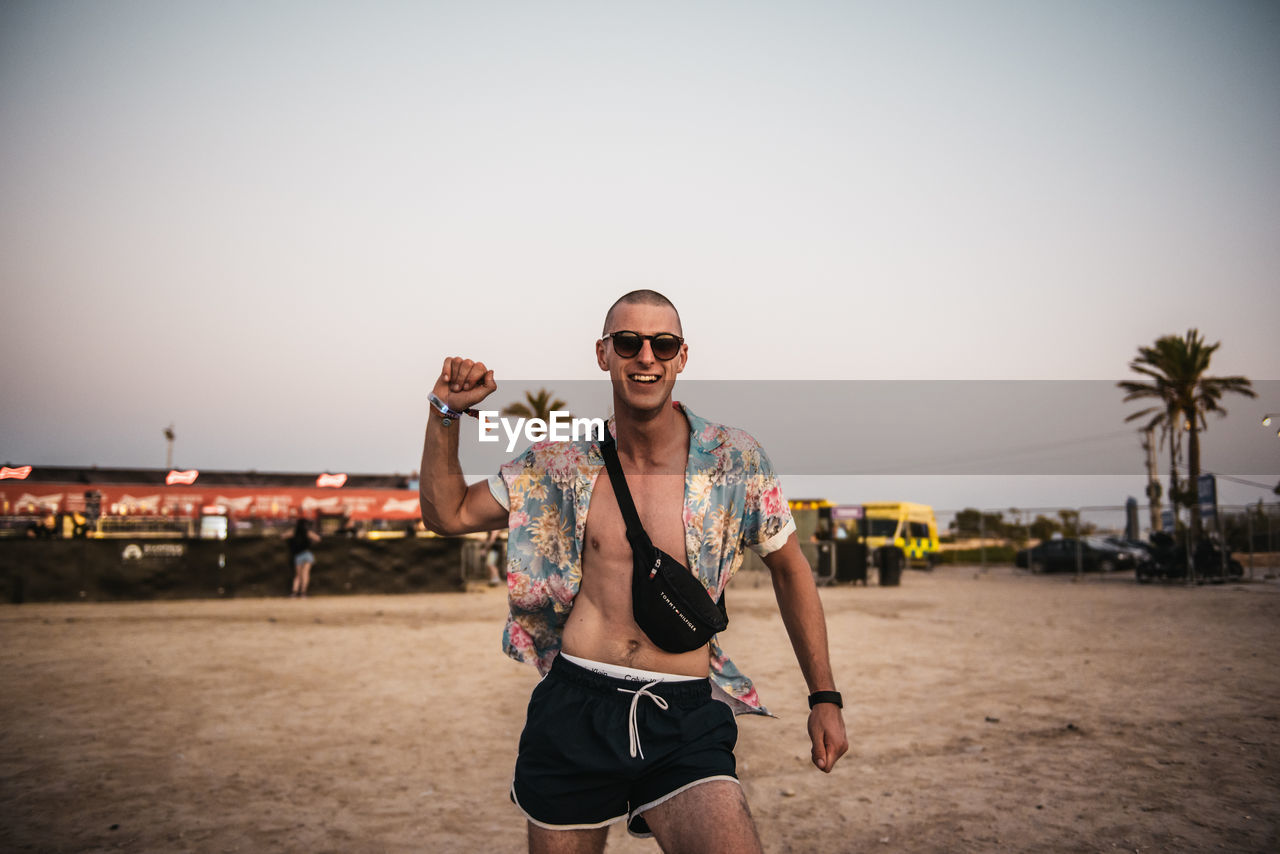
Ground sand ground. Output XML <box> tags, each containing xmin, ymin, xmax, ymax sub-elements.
<box><xmin>1</xmin><ymin>567</ymin><xmax>1278</xmax><ymax>853</ymax></box>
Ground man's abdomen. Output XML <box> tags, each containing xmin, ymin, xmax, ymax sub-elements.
<box><xmin>563</xmin><ymin>557</ymin><xmax>709</xmax><ymax>677</ymax></box>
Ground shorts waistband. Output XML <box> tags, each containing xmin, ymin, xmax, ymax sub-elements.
<box><xmin>560</xmin><ymin>653</ymin><xmax>702</xmax><ymax>684</ymax></box>
<box><xmin>549</xmin><ymin>653</ymin><xmax>711</xmax><ymax>703</ymax></box>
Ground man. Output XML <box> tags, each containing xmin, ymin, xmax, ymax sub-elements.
<box><xmin>419</xmin><ymin>290</ymin><xmax>847</xmax><ymax>853</ymax></box>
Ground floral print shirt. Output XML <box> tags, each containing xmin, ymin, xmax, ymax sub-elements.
<box><xmin>486</xmin><ymin>403</ymin><xmax>796</xmax><ymax>715</ymax></box>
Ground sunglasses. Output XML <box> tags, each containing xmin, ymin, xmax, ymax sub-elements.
<box><xmin>602</xmin><ymin>330</ymin><xmax>684</xmax><ymax>361</ymax></box>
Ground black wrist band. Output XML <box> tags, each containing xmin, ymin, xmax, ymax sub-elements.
<box><xmin>808</xmin><ymin>690</ymin><xmax>843</xmax><ymax>709</ymax></box>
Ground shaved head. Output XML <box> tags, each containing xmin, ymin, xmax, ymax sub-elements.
<box><xmin>602</xmin><ymin>289</ymin><xmax>682</xmax><ymax>336</ymax></box>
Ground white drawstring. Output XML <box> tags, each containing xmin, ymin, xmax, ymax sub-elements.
<box><xmin>617</xmin><ymin>680</ymin><xmax>669</xmax><ymax>759</ymax></box>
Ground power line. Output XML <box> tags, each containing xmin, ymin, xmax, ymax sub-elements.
<box><xmin>861</xmin><ymin>429</ymin><xmax>1135</xmax><ymax>475</ymax></box>
<box><xmin>1213</xmin><ymin>473</ymin><xmax>1279</xmax><ymax>491</ymax></box>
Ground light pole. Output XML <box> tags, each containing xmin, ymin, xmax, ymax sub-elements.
<box><xmin>164</xmin><ymin>424</ymin><xmax>175</xmax><ymax>470</ymax></box>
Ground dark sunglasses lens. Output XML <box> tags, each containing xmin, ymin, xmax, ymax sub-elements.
<box><xmin>651</xmin><ymin>335</ymin><xmax>681</xmax><ymax>360</ymax></box>
<box><xmin>611</xmin><ymin>333</ymin><xmax>642</xmax><ymax>357</ymax></box>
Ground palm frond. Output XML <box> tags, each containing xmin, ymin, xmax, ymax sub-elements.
<box><xmin>501</xmin><ymin>388</ymin><xmax>571</xmax><ymax>422</ymax></box>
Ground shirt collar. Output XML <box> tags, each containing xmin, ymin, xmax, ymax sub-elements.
<box><xmin>680</xmin><ymin>403</ymin><xmax>728</xmax><ymax>474</ymax></box>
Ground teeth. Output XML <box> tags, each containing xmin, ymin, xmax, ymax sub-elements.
<box><xmin>630</xmin><ymin>374</ymin><xmax>659</xmax><ymax>383</ymax></box>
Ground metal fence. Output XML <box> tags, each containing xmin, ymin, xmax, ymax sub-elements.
<box><xmin>934</xmin><ymin>502</ymin><xmax>1280</xmax><ymax>581</ymax></box>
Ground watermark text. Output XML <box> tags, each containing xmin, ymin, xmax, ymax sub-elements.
<box><xmin>478</xmin><ymin>411</ymin><xmax>606</xmax><ymax>452</ymax></box>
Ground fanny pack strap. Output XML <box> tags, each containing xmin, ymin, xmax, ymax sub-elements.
<box><xmin>600</xmin><ymin>434</ymin><xmax>728</xmax><ymax>647</ymax></box>
<box><xmin>599</xmin><ymin>435</ymin><xmax>653</xmax><ymax>555</ymax></box>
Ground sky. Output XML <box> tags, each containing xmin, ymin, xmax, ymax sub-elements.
<box><xmin>2</xmin><ymin>0</ymin><xmax>1277</xmax><ymax>522</ymax></box>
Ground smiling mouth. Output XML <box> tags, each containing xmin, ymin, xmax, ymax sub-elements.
<box><xmin>629</xmin><ymin>374</ymin><xmax>660</xmax><ymax>384</ymax></box>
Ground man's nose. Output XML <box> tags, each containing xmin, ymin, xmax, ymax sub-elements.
<box><xmin>636</xmin><ymin>339</ymin><xmax>656</xmax><ymax>364</ymax></box>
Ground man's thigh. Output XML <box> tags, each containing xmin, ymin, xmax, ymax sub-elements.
<box><xmin>527</xmin><ymin>822</ymin><xmax>610</xmax><ymax>854</ymax></box>
<box><xmin>640</xmin><ymin>779</ymin><xmax>764</xmax><ymax>854</ymax></box>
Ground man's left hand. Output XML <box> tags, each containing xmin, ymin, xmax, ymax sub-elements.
<box><xmin>808</xmin><ymin>703</ymin><xmax>848</xmax><ymax>773</ymax></box>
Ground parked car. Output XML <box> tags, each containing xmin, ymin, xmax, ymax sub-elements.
<box><xmin>1015</xmin><ymin>538</ymin><xmax>1132</xmax><ymax>573</ymax></box>
<box><xmin>1084</xmin><ymin>537</ymin><xmax>1142</xmax><ymax>571</ymax></box>
<box><xmin>1137</xmin><ymin>532</ymin><xmax>1243</xmax><ymax>583</ymax></box>
<box><xmin>1101</xmin><ymin>536</ymin><xmax>1153</xmax><ymax>568</ymax></box>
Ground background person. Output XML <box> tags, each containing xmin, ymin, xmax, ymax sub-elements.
<box><xmin>483</xmin><ymin>529</ymin><xmax>504</xmax><ymax>586</ymax></box>
<box><xmin>285</xmin><ymin>518</ymin><xmax>321</xmax><ymax>598</ymax></box>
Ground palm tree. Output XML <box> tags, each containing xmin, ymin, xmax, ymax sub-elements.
<box><xmin>502</xmin><ymin>388</ymin><xmax>569</xmax><ymax>422</ymax></box>
<box><xmin>1138</xmin><ymin>426</ymin><xmax>1164</xmax><ymax>533</ymax></box>
<box><xmin>1118</xmin><ymin>329</ymin><xmax>1255</xmax><ymax>547</ymax></box>
<box><xmin>1120</xmin><ymin>375</ymin><xmax>1184</xmax><ymax>527</ymax></box>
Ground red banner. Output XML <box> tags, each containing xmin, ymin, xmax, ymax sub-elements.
<box><xmin>0</xmin><ymin>465</ymin><xmax>32</xmax><ymax>480</ymax></box>
<box><xmin>0</xmin><ymin>482</ymin><xmax>420</xmax><ymax>521</ymax></box>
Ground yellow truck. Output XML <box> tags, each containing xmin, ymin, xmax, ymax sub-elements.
<box><xmin>860</xmin><ymin>502</ymin><xmax>940</xmax><ymax>567</ymax></box>
<box><xmin>786</xmin><ymin>499</ymin><xmax>941</xmax><ymax>572</ymax></box>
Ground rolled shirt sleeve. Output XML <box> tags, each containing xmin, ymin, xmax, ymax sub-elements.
<box><xmin>742</xmin><ymin>445</ymin><xmax>796</xmax><ymax>556</ymax></box>
<box><xmin>487</xmin><ymin>473</ymin><xmax>510</xmax><ymax>512</ymax></box>
<box><xmin>751</xmin><ymin>516</ymin><xmax>796</xmax><ymax>556</ymax></box>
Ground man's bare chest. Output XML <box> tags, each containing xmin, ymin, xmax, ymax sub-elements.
<box><xmin>584</xmin><ymin>470</ymin><xmax>687</xmax><ymax>571</ymax></box>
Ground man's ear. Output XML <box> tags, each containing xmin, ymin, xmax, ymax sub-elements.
<box><xmin>596</xmin><ymin>338</ymin><xmax>609</xmax><ymax>371</ymax></box>
<box><xmin>675</xmin><ymin>343</ymin><xmax>688</xmax><ymax>374</ymax></box>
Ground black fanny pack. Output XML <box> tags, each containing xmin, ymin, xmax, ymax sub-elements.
<box><xmin>600</xmin><ymin>435</ymin><xmax>728</xmax><ymax>654</ymax></box>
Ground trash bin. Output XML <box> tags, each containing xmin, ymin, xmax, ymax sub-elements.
<box><xmin>835</xmin><ymin>541</ymin><xmax>868</xmax><ymax>584</ymax></box>
<box><xmin>877</xmin><ymin>546</ymin><xmax>904</xmax><ymax>587</ymax></box>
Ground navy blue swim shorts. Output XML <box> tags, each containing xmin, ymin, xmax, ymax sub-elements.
<box><xmin>510</xmin><ymin>653</ymin><xmax>739</xmax><ymax>837</ymax></box>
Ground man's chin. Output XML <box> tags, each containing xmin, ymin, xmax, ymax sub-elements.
<box><xmin>614</xmin><ymin>381</ymin><xmax>673</xmax><ymax>417</ymax></box>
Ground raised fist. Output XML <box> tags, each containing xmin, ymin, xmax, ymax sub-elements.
<box><xmin>434</xmin><ymin>357</ymin><xmax>498</xmax><ymax>412</ymax></box>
